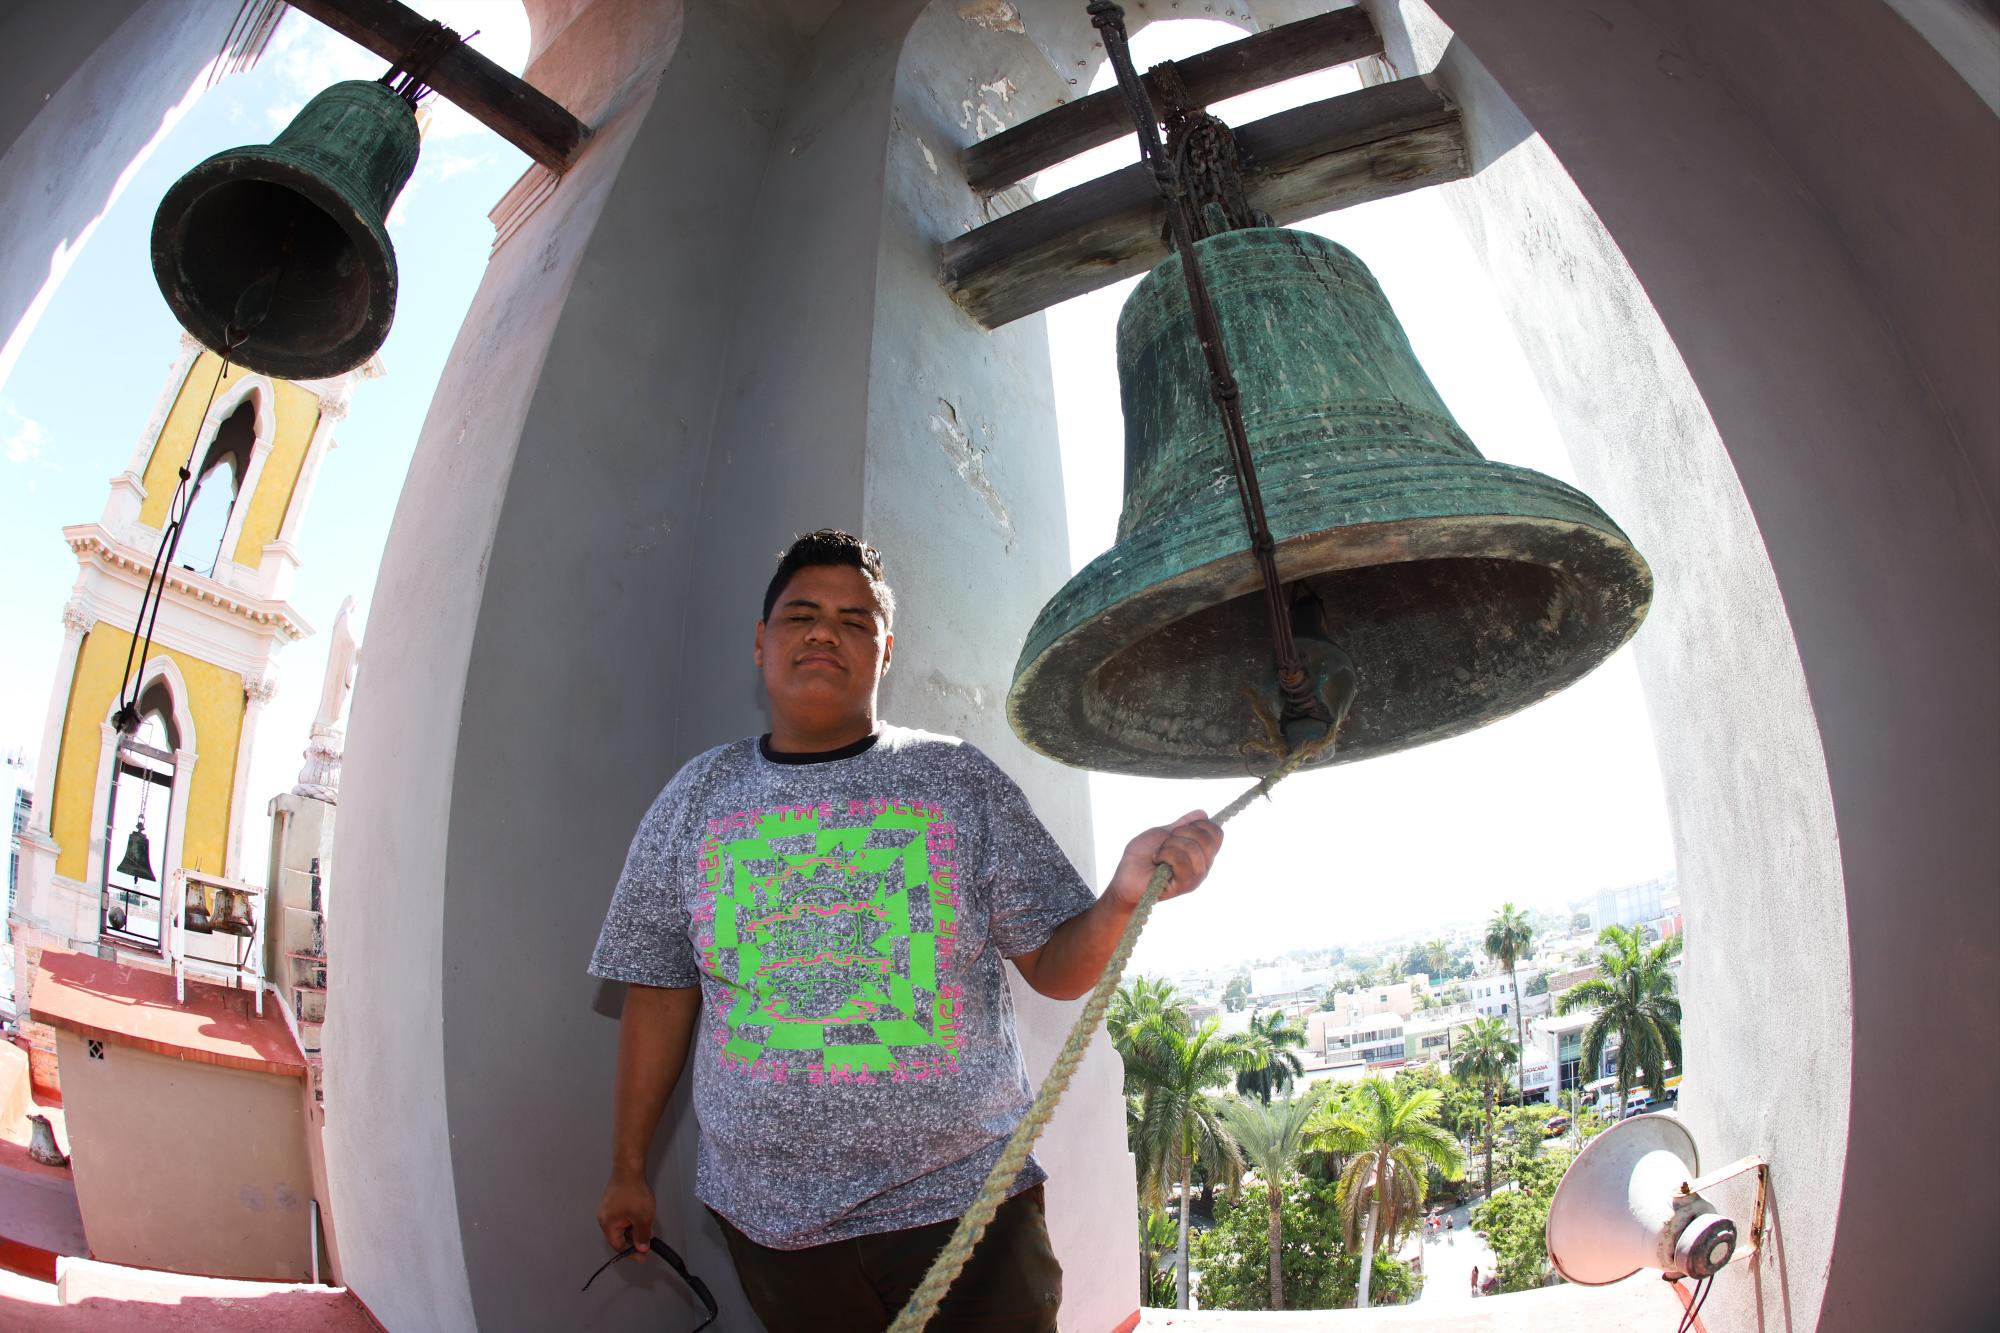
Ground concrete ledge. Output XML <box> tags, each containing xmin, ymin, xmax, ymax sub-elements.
<box><xmin>1136</xmin><ymin>1274</ymin><xmax>1682</xmax><ymax>1330</ymax></box>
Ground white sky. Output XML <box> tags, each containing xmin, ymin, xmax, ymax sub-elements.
<box><xmin>0</xmin><ymin>11</ymin><xmax>1672</xmax><ymax>978</ymax></box>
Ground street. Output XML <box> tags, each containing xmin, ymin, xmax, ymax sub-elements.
<box><xmin>1403</xmin><ymin>1198</ymin><xmax>1500</xmax><ymax>1303</ymax></box>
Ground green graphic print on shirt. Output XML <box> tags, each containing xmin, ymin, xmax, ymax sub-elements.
<box><xmin>697</xmin><ymin>799</ymin><xmax>964</xmax><ymax>1082</ymax></box>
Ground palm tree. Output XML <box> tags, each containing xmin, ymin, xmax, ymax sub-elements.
<box><xmin>1111</xmin><ymin>977</ymin><xmax>1194</xmax><ymax>1117</ymax></box>
<box><xmin>1220</xmin><ymin>1088</ymin><xmax>1327</xmax><ymax>1309</ymax></box>
<box><xmin>1485</xmin><ymin>902</ymin><xmax>1535</xmax><ymax>1102</ymax></box>
<box><xmin>1138</xmin><ymin>1207</ymin><xmax>1177</xmax><ymax>1306</ymax></box>
<box><xmin>1452</xmin><ymin>1016</ymin><xmax>1518</xmax><ymax>1196</ymax></box>
<box><xmin>1421</xmin><ymin>938</ymin><xmax>1453</xmax><ymax>979</ymax></box>
<box><xmin>1308</xmin><ymin>1078</ymin><xmax>1465</xmax><ymax>1309</ymax></box>
<box><xmin>1235</xmin><ymin>1009</ymin><xmax>1308</xmax><ymax>1103</ymax></box>
<box><xmin>1109</xmin><ymin>975</ymin><xmax>1190</xmax><ymax>1048</ymax></box>
<box><xmin>1558</xmin><ymin>924</ymin><xmax>1684</xmax><ymax>1108</ymax></box>
<box><xmin>1123</xmin><ymin>1016</ymin><xmax>1257</xmax><ymax>1307</ymax></box>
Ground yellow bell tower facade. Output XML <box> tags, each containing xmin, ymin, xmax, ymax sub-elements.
<box><xmin>9</xmin><ymin>333</ymin><xmax>370</xmax><ymax>1026</ymax></box>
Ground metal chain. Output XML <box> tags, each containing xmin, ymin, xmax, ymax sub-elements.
<box><xmin>1087</xmin><ymin>1</ymin><xmax>1321</xmax><ymax>720</ymax></box>
<box><xmin>1155</xmin><ymin>61</ymin><xmax>1265</xmax><ymax>240</ymax></box>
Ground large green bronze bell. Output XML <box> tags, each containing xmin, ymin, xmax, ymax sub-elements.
<box><xmin>1008</xmin><ymin>228</ymin><xmax>1652</xmax><ymax>777</ymax></box>
<box><xmin>151</xmin><ymin>79</ymin><xmax>420</xmax><ymax>380</ymax></box>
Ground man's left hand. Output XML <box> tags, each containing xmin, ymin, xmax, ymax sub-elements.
<box><xmin>1106</xmin><ymin>811</ymin><xmax>1223</xmax><ymax>911</ymax></box>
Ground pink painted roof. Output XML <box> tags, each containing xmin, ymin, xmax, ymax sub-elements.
<box><xmin>28</xmin><ymin>951</ymin><xmax>305</xmax><ymax>1080</ymax></box>
<box><xmin>1</xmin><ymin>1261</ymin><xmax>380</xmax><ymax>1331</ymax></box>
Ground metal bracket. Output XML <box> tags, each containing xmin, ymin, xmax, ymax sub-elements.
<box><xmin>1679</xmin><ymin>1154</ymin><xmax>1770</xmax><ymax>1257</ymax></box>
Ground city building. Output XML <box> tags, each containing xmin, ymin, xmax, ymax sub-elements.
<box><xmin>1402</xmin><ymin>1007</ymin><xmax>1472</xmax><ymax>1064</ymax></box>
<box><xmin>1593</xmin><ymin>876</ymin><xmax>1673</xmax><ymax>929</ymax></box>
<box><xmin>1314</xmin><ymin>979</ymin><xmax>1418</xmax><ymax>1030</ymax></box>
<box><xmin>1314</xmin><ymin>1015</ymin><xmax>1410</xmax><ymax>1071</ymax></box>
<box><xmin>1467</xmin><ymin>969</ymin><xmax>1524</xmax><ymax>1020</ymax></box>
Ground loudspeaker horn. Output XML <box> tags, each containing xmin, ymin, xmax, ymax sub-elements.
<box><xmin>1546</xmin><ymin>1113</ymin><xmax>1740</xmax><ymax>1284</ymax></box>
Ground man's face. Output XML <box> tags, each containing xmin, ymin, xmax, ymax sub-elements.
<box><xmin>754</xmin><ymin>563</ymin><xmax>894</xmax><ymax>726</ymax></box>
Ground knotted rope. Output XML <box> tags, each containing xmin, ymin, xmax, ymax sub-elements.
<box><xmin>887</xmin><ymin>745</ymin><xmax>1313</xmax><ymax>1332</ymax></box>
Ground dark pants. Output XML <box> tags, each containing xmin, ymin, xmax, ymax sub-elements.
<box><xmin>714</xmin><ymin>1185</ymin><xmax>1061</xmax><ymax>1333</ymax></box>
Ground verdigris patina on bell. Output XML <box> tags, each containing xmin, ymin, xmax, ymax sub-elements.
<box><xmin>152</xmin><ymin>79</ymin><xmax>420</xmax><ymax>380</ymax></box>
<box><xmin>1008</xmin><ymin>228</ymin><xmax>1651</xmax><ymax>777</ymax></box>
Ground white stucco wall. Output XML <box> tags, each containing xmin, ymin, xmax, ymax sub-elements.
<box><xmin>0</xmin><ymin>0</ymin><xmax>242</xmax><ymax>391</ymax></box>
<box><xmin>1368</xmin><ymin>4</ymin><xmax>1997</xmax><ymax>1330</ymax></box>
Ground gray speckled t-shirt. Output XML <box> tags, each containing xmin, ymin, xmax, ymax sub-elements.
<box><xmin>589</xmin><ymin>724</ymin><xmax>1094</xmax><ymax>1250</ymax></box>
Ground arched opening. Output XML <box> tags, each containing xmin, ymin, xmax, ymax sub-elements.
<box><xmin>177</xmin><ymin>398</ymin><xmax>256</xmax><ymax>578</ymax></box>
<box><xmin>1022</xmin><ymin>13</ymin><xmax>1706</xmax><ymax>1312</ymax></box>
<box><xmin>102</xmin><ymin>678</ymin><xmax>181</xmax><ymax>950</ymax></box>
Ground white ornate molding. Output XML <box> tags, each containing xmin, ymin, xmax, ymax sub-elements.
<box><xmin>490</xmin><ymin>164</ymin><xmax>560</xmax><ymax>257</ymax></box>
<box><xmin>61</xmin><ymin>602</ymin><xmax>92</xmax><ymax>635</ymax></box>
<box><xmin>66</xmin><ymin>524</ymin><xmax>311</xmax><ymax>642</ymax></box>
<box><xmin>245</xmin><ymin>676</ymin><xmax>279</xmax><ymax>706</ymax></box>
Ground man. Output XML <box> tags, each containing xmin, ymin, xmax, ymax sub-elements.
<box><xmin>592</xmin><ymin>529</ymin><xmax>1222</xmax><ymax>1331</ymax></box>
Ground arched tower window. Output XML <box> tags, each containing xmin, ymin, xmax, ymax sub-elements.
<box><xmin>102</xmin><ymin>678</ymin><xmax>180</xmax><ymax>950</ymax></box>
<box><xmin>177</xmin><ymin>399</ymin><xmax>256</xmax><ymax>578</ymax></box>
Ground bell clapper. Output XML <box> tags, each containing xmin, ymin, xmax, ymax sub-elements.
<box><xmin>1240</xmin><ymin>617</ymin><xmax>1361</xmax><ymax>772</ymax></box>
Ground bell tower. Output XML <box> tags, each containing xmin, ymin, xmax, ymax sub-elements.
<box><xmin>8</xmin><ymin>332</ymin><xmax>373</xmax><ymax>1038</ymax></box>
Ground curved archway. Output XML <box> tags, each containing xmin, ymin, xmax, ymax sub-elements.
<box><xmin>89</xmin><ymin>655</ymin><xmax>200</xmax><ymax>947</ymax></box>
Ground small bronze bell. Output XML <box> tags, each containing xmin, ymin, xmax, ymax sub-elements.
<box><xmin>1009</xmin><ymin>228</ymin><xmax>1651</xmax><ymax>776</ymax></box>
<box><xmin>115</xmin><ymin>822</ymin><xmax>156</xmax><ymax>883</ymax></box>
<box><xmin>151</xmin><ymin>79</ymin><xmax>420</xmax><ymax>379</ymax></box>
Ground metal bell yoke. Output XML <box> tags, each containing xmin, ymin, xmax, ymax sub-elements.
<box><xmin>1008</xmin><ymin>227</ymin><xmax>1652</xmax><ymax>777</ymax></box>
<box><xmin>151</xmin><ymin>79</ymin><xmax>421</xmax><ymax>380</ymax></box>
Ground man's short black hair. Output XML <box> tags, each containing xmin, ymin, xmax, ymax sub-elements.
<box><xmin>761</xmin><ymin>529</ymin><xmax>896</xmax><ymax>625</ymax></box>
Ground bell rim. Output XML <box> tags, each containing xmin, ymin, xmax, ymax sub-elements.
<box><xmin>150</xmin><ymin>146</ymin><xmax>400</xmax><ymax>381</ymax></box>
<box><xmin>1009</xmin><ymin>505</ymin><xmax>1651</xmax><ymax>777</ymax></box>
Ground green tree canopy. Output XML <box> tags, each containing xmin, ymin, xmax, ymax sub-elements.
<box><xmin>1221</xmin><ymin>972</ymin><xmax>1251</xmax><ymax>1011</ymax></box>
<box><xmin>1472</xmin><ymin>1146</ymin><xmax>1579</xmax><ymax>1292</ymax></box>
<box><xmin>1123</xmin><ymin>1016</ymin><xmax>1259</xmax><ymax>1307</ymax></box>
<box><xmin>1451</xmin><ymin>1015</ymin><xmax>1519</xmax><ymax>1196</ymax></box>
<box><xmin>1235</xmin><ymin>1009</ymin><xmax>1308</xmax><ymax>1104</ymax></box>
<box><xmin>1109</xmin><ymin>975</ymin><xmax>1190</xmax><ymax>1045</ymax></box>
<box><xmin>1557</xmin><ymin>924</ymin><xmax>1684</xmax><ymax>1104</ymax></box>
<box><xmin>1220</xmin><ymin>1089</ymin><xmax>1328</xmax><ymax>1309</ymax></box>
<box><xmin>1190</xmin><ymin>1177</ymin><xmax>1418</xmax><ymax>1310</ymax></box>
<box><xmin>1307</xmin><ymin>1077</ymin><xmax>1464</xmax><ymax>1309</ymax></box>
<box><xmin>1421</xmin><ymin>939</ymin><xmax>1453</xmax><ymax>978</ymax></box>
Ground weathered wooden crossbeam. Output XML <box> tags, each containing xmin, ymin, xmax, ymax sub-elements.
<box><xmin>941</xmin><ymin>77</ymin><xmax>1466</xmax><ymax>329</ymax></box>
<box><xmin>282</xmin><ymin>0</ymin><xmax>589</xmax><ymax>172</ymax></box>
<box><xmin>962</xmin><ymin>7</ymin><xmax>1382</xmax><ymax>192</ymax></box>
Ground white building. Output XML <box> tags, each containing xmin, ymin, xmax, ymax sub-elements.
<box><xmin>1595</xmin><ymin>877</ymin><xmax>1673</xmax><ymax>929</ymax></box>
<box><xmin>1314</xmin><ymin>979</ymin><xmax>1417</xmax><ymax>1030</ymax></box>
<box><xmin>1312</xmin><ymin>1015</ymin><xmax>1409</xmax><ymax>1070</ymax></box>
<box><xmin>1466</xmin><ymin>970</ymin><xmax>1522</xmax><ymax>1020</ymax></box>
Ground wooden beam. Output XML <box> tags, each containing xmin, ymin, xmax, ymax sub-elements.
<box><xmin>961</xmin><ymin>8</ymin><xmax>1381</xmax><ymax>193</ymax></box>
<box><xmin>941</xmin><ymin>77</ymin><xmax>1466</xmax><ymax>329</ymax></box>
<box><xmin>281</xmin><ymin>0</ymin><xmax>588</xmax><ymax>172</ymax></box>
